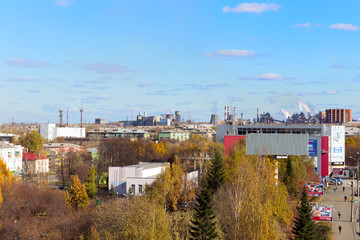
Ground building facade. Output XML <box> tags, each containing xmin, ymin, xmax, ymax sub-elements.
<box><xmin>39</xmin><ymin>123</ymin><xmax>85</xmax><ymax>140</ymax></box>
<box><xmin>0</xmin><ymin>141</ymin><xmax>23</xmax><ymax>173</ymax></box>
<box><xmin>325</xmin><ymin>109</ymin><xmax>352</xmax><ymax>124</ymax></box>
<box><xmin>22</xmin><ymin>153</ymin><xmax>49</xmax><ymax>175</ymax></box>
<box><xmin>108</xmin><ymin>162</ymin><xmax>168</xmax><ymax>195</ymax></box>
<box><xmin>216</xmin><ymin>124</ymin><xmax>345</xmax><ymax>177</ymax></box>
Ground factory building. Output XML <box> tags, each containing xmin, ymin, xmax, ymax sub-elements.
<box><xmin>216</xmin><ymin>124</ymin><xmax>345</xmax><ymax>178</ymax></box>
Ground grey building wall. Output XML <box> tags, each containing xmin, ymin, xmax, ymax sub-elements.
<box><xmin>246</xmin><ymin>133</ymin><xmax>309</xmax><ymax>155</ymax></box>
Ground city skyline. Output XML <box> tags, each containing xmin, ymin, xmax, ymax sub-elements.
<box><xmin>1</xmin><ymin>0</ymin><xmax>360</xmax><ymax>123</ymax></box>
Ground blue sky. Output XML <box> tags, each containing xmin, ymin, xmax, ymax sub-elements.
<box><xmin>1</xmin><ymin>0</ymin><xmax>360</xmax><ymax>123</ymax></box>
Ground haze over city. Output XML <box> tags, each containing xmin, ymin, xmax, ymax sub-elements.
<box><xmin>1</xmin><ymin>0</ymin><xmax>360</xmax><ymax>123</ymax></box>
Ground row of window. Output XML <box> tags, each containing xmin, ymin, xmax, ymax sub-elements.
<box><xmin>130</xmin><ymin>184</ymin><xmax>143</xmax><ymax>194</ymax></box>
<box><xmin>237</xmin><ymin>128</ymin><xmax>320</xmax><ymax>135</ymax></box>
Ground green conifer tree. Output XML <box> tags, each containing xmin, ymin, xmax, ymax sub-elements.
<box><xmin>190</xmin><ymin>186</ymin><xmax>218</xmax><ymax>240</ymax></box>
<box><xmin>109</xmin><ymin>185</ymin><xmax>116</xmax><ymax>198</ymax></box>
<box><xmin>85</xmin><ymin>167</ymin><xmax>98</xmax><ymax>199</ymax></box>
<box><xmin>206</xmin><ymin>148</ymin><xmax>225</xmax><ymax>195</ymax></box>
<box><xmin>292</xmin><ymin>187</ymin><xmax>316</xmax><ymax>240</ymax></box>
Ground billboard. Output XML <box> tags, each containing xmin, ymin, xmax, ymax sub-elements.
<box><xmin>312</xmin><ymin>206</ymin><xmax>333</xmax><ymax>221</ymax></box>
<box><xmin>332</xmin><ymin>168</ymin><xmax>349</xmax><ymax>178</ymax></box>
<box><xmin>308</xmin><ymin>140</ymin><xmax>317</xmax><ymax>157</ymax></box>
<box><xmin>331</xmin><ymin>126</ymin><xmax>345</xmax><ymax>166</ymax></box>
<box><xmin>306</xmin><ymin>184</ymin><xmax>324</xmax><ymax>196</ymax></box>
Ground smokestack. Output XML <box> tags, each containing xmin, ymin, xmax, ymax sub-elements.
<box><xmin>227</xmin><ymin>106</ymin><xmax>230</xmax><ymax>121</ymax></box>
<box><xmin>80</xmin><ymin>108</ymin><xmax>84</xmax><ymax>128</ymax></box>
<box><xmin>241</xmin><ymin>113</ymin><xmax>243</xmax><ymax>120</ymax></box>
<box><xmin>224</xmin><ymin>106</ymin><xmax>227</xmax><ymax>121</ymax></box>
<box><xmin>257</xmin><ymin>108</ymin><xmax>259</xmax><ymax>122</ymax></box>
<box><xmin>234</xmin><ymin>107</ymin><xmax>237</xmax><ymax>117</ymax></box>
<box><xmin>59</xmin><ymin>109</ymin><xmax>64</xmax><ymax>127</ymax></box>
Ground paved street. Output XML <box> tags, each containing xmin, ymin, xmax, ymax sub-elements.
<box><xmin>321</xmin><ymin>180</ymin><xmax>359</xmax><ymax>240</ymax></box>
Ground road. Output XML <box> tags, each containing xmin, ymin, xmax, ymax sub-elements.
<box><xmin>321</xmin><ymin>180</ymin><xmax>359</xmax><ymax>240</ymax></box>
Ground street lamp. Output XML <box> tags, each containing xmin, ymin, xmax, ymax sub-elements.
<box><xmin>349</xmin><ymin>155</ymin><xmax>360</xmax><ymax>227</ymax></box>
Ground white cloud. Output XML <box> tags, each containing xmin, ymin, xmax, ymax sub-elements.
<box><xmin>7</xmin><ymin>77</ymin><xmax>37</xmax><ymax>82</ymax></box>
<box><xmin>205</xmin><ymin>49</ymin><xmax>255</xmax><ymax>58</ymax></box>
<box><xmin>329</xmin><ymin>23</ymin><xmax>360</xmax><ymax>31</ymax></box>
<box><xmin>223</xmin><ymin>3</ymin><xmax>281</xmax><ymax>13</ymax></box>
<box><xmin>84</xmin><ymin>62</ymin><xmax>129</xmax><ymax>73</ymax></box>
<box><xmin>54</xmin><ymin>0</ymin><xmax>71</xmax><ymax>7</ymax></box>
<box><xmin>7</xmin><ymin>59</ymin><xmax>53</xmax><ymax>67</ymax></box>
<box><xmin>294</xmin><ymin>22</ymin><xmax>311</xmax><ymax>28</ymax></box>
<box><xmin>326</xmin><ymin>89</ymin><xmax>337</xmax><ymax>95</ymax></box>
<box><xmin>240</xmin><ymin>73</ymin><xmax>292</xmax><ymax>81</ymax></box>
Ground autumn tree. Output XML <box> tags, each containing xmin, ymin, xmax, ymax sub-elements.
<box><xmin>65</xmin><ymin>175</ymin><xmax>89</xmax><ymax>210</ymax></box>
<box><xmin>146</xmin><ymin>158</ymin><xmax>195</xmax><ymax>211</ymax></box>
<box><xmin>279</xmin><ymin>156</ymin><xmax>315</xmax><ymax>198</ymax></box>
<box><xmin>58</xmin><ymin>150</ymin><xmax>91</xmax><ymax>188</ymax></box>
<box><xmin>21</xmin><ymin>130</ymin><xmax>44</xmax><ymax>154</ymax></box>
<box><xmin>292</xmin><ymin>188</ymin><xmax>316</xmax><ymax>240</ymax></box>
<box><xmin>0</xmin><ymin>157</ymin><xmax>13</xmax><ymax>208</ymax></box>
<box><xmin>214</xmin><ymin>145</ymin><xmax>292</xmax><ymax>240</ymax></box>
<box><xmin>93</xmin><ymin>197</ymin><xmax>171</xmax><ymax>239</ymax></box>
<box><xmin>85</xmin><ymin>167</ymin><xmax>98</xmax><ymax>199</ymax></box>
<box><xmin>0</xmin><ymin>157</ymin><xmax>12</xmax><ymax>186</ymax></box>
<box><xmin>98</xmin><ymin>138</ymin><xmax>138</xmax><ymax>174</ymax></box>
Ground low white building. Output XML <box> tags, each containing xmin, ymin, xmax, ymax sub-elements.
<box><xmin>108</xmin><ymin>162</ymin><xmax>169</xmax><ymax>195</ymax></box>
<box><xmin>22</xmin><ymin>153</ymin><xmax>49</xmax><ymax>175</ymax></box>
<box><xmin>39</xmin><ymin>123</ymin><xmax>85</xmax><ymax>140</ymax></box>
<box><xmin>0</xmin><ymin>141</ymin><xmax>23</xmax><ymax>173</ymax></box>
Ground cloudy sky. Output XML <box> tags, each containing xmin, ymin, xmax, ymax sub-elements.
<box><xmin>1</xmin><ymin>0</ymin><xmax>360</xmax><ymax>123</ymax></box>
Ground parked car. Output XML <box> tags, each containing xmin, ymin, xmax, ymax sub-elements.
<box><xmin>329</xmin><ymin>178</ymin><xmax>343</xmax><ymax>185</ymax></box>
<box><xmin>332</xmin><ymin>177</ymin><xmax>343</xmax><ymax>181</ymax></box>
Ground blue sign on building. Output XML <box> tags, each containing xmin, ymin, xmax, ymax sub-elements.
<box><xmin>308</xmin><ymin>140</ymin><xmax>317</xmax><ymax>157</ymax></box>
<box><xmin>334</xmin><ymin>147</ymin><xmax>342</xmax><ymax>153</ymax></box>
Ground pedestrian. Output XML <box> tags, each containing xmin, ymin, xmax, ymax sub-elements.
<box><xmin>339</xmin><ymin>225</ymin><xmax>342</xmax><ymax>234</ymax></box>
<box><xmin>343</xmin><ymin>186</ymin><xmax>345</xmax><ymax>192</ymax></box>
<box><xmin>338</xmin><ymin>211</ymin><xmax>341</xmax><ymax>219</ymax></box>
<box><xmin>344</xmin><ymin>196</ymin><xmax>347</xmax><ymax>202</ymax></box>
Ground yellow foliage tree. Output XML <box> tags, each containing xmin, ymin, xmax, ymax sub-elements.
<box><xmin>146</xmin><ymin>158</ymin><xmax>195</xmax><ymax>211</ymax></box>
<box><xmin>93</xmin><ymin>197</ymin><xmax>171</xmax><ymax>239</ymax></box>
<box><xmin>154</xmin><ymin>142</ymin><xmax>166</xmax><ymax>158</ymax></box>
<box><xmin>65</xmin><ymin>175</ymin><xmax>89</xmax><ymax>210</ymax></box>
<box><xmin>0</xmin><ymin>157</ymin><xmax>13</xmax><ymax>207</ymax></box>
<box><xmin>214</xmin><ymin>145</ymin><xmax>292</xmax><ymax>240</ymax></box>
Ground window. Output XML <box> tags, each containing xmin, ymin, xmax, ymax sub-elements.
<box><xmin>139</xmin><ymin>185</ymin><xmax>143</xmax><ymax>194</ymax></box>
<box><xmin>130</xmin><ymin>184</ymin><xmax>135</xmax><ymax>194</ymax></box>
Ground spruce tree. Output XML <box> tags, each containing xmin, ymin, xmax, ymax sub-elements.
<box><xmin>109</xmin><ymin>185</ymin><xmax>116</xmax><ymax>198</ymax></box>
<box><xmin>206</xmin><ymin>148</ymin><xmax>225</xmax><ymax>195</ymax></box>
<box><xmin>85</xmin><ymin>167</ymin><xmax>98</xmax><ymax>199</ymax></box>
<box><xmin>292</xmin><ymin>187</ymin><xmax>316</xmax><ymax>240</ymax></box>
<box><xmin>190</xmin><ymin>186</ymin><xmax>218</xmax><ymax>240</ymax></box>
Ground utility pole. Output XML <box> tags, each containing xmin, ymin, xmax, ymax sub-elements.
<box><xmin>351</xmin><ymin>174</ymin><xmax>354</xmax><ymax>222</ymax></box>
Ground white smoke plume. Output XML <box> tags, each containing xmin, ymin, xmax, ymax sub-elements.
<box><xmin>296</xmin><ymin>96</ymin><xmax>311</xmax><ymax>113</ymax></box>
<box><xmin>281</xmin><ymin>109</ymin><xmax>292</xmax><ymax>119</ymax></box>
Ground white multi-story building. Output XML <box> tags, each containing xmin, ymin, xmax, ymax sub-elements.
<box><xmin>0</xmin><ymin>141</ymin><xmax>23</xmax><ymax>173</ymax></box>
<box><xmin>108</xmin><ymin>162</ymin><xmax>169</xmax><ymax>195</ymax></box>
<box><xmin>39</xmin><ymin>123</ymin><xmax>85</xmax><ymax>140</ymax></box>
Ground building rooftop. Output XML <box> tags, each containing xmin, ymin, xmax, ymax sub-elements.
<box><xmin>23</xmin><ymin>153</ymin><xmax>48</xmax><ymax>160</ymax></box>
<box><xmin>110</xmin><ymin>162</ymin><xmax>168</xmax><ymax>170</ymax></box>
<box><xmin>0</xmin><ymin>141</ymin><xmax>22</xmax><ymax>149</ymax></box>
